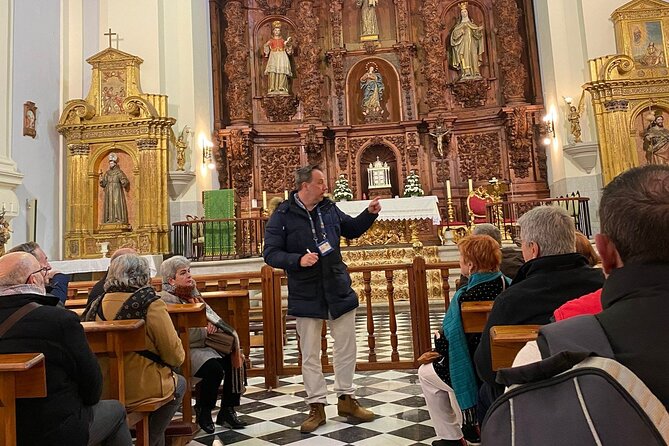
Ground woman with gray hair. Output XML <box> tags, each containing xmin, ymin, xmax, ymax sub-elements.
<box><xmin>159</xmin><ymin>255</ymin><xmax>247</xmax><ymax>434</ymax></box>
<box><xmin>83</xmin><ymin>254</ymin><xmax>186</xmax><ymax>446</ymax></box>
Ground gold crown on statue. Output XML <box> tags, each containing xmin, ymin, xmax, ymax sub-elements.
<box><xmin>459</xmin><ymin>1</ymin><xmax>468</xmax><ymax>10</ymax></box>
<box><xmin>272</xmin><ymin>20</ymin><xmax>282</xmax><ymax>29</ymax></box>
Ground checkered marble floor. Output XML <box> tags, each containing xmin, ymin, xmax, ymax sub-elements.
<box><xmin>186</xmin><ymin>370</ymin><xmax>444</xmax><ymax>446</ymax></box>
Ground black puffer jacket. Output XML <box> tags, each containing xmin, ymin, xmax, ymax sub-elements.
<box><xmin>263</xmin><ymin>194</ymin><xmax>377</xmax><ymax>319</ymax></box>
<box><xmin>0</xmin><ymin>293</ymin><xmax>102</xmax><ymax>445</ymax></box>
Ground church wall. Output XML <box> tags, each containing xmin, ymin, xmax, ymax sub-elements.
<box><xmin>10</xmin><ymin>0</ymin><xmax>62</xmax><ymax>256</ymax></box>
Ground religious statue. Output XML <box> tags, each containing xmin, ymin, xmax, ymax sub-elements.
<box><xmin>0</xmin><ymin>210</ymin><xmax>11</xmax><ymax>256</ymax></box>
<box><xmin>643</xmin><ymin>111</ymin><xmax>669</xmax><ymax>165</ymax></box>
<box><xmin>356</xmin><ymin>0</ymin><xmax>379</xmax><ymax>42</ymax></box>
<box><xmin>429</xmin><ymin>118</ymin><xmax>451</xmax><ymax>157</ymax></box>
<box><xmin>175</xmin><ymin>125</ymin><xmax>191</xmax><ymax>171</ymax></box>
<box><xmin>263</xmin><ymin>21</ymin><xmax>294</xmax><ymax>96</ymax></box>
<box><xmin>360</xmin><ymin>63</ymin><xmax>384</xmax><ymax>122</ymax></box>
<box><xmin>99</xmin><ymin>152</ymin><xmax>130</xmax><ymax>224</ymax></box>
<box><xmin>565</xmin><ymin>93</ymin><xmax>585</xmax><ymax>144</ymax></box>
<box><xmin>449</xmin><ymin>2</ymin><xmax>485</xmax><ymax>80</ymax></box>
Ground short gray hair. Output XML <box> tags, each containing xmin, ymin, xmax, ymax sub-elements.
<box><xmin>295</xmin><ymin>165</ymin><xmax>320</xmax><ymax>190</ymax></box>
<box><xmin>160</xmin><ymin>256</ymin><xmax>191</xmax><ymax>285</ymax></box>
<box><xmin>104</xmin><ymin>254</ymin><xmax>151</xmax><ymax>291</ymax></box>
<box><xmin>517</xmin><ymin>205</ymin><xmax>575</xmax><ymax>256</ymax></box>
<box><xmin>473</xmin><ymin>223</ymin><xmax>502</xmax><ymax>246</ymax></box>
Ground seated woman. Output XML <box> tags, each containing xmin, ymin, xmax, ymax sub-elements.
<box><xmin>158</xmin><ymin>256</ymin><xmax>247</xmax><ymax>434</ymax></box>
<box><xmin>418</xmin><ymin>235</ymin><xmax>509</xmax><ymax>446</ymax></box>
<box><xmin>84</xmin><ymin>254</ymin><xmax>186</xmax><ymax>446</ymax></box>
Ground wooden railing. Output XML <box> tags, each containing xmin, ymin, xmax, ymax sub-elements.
<box><xmin>486</xmin><ymin>195</ymin><xmax>592</xmax><ymax>240</ymax></box>
<box><xmin>171</xmin><ymin>217</ymin><xmax>267</xmax><ymax>261</ymax></box>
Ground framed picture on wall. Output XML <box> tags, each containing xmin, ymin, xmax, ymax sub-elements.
<box><xmin>23</xmin><ymin>101</ymin><xmax>37</xmax><ymax>138</ymax></box>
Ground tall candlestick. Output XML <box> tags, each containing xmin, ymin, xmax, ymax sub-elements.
<box><xmin>468</xmin><ymin>178</ymin><xmax>473</xmax><ymax>194</ymax></box>
<box><xmin>262</xmin><ymin>191</ymin><xmax>267</xmax><ymax>209</ymax></box>
<box><xmin>284</xmin><ymin>190</ymin><xmax>289</xmax><ymax>200</ymax></box>
<box><xmin>446</xmin><ymin>180</ymin><xmax>452</xmax><ymax>199</ymax></box>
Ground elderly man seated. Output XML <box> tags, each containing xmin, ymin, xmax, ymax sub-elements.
<box><xmin>0</xmin><ymin>252</ymin><xmax>131</xmax><ymax>445</ymax></box>
<box><xmin>473</xmin><ymin>205</ymin><xmax>604</xmax><ymax>421</ymax></box>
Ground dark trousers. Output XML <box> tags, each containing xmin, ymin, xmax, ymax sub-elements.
<box><xmin>194</xmin><ymin>356</ymin><xmax>241</xmax><ymax>410</ymax></box>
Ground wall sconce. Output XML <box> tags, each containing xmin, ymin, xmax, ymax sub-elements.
<box><xmin>542</xmin><ymin>113</ymin><xmax>555</xmax><ymax>145</ymax></box>
<box><xmin>202</xmin><ymin>140</ymin><xmax>215</xmax><ymax>170</ymax></box>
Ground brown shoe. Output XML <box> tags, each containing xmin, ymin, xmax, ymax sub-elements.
<box><xmin>337</xmin><ymin>395</ymin><xmax>375</xmax><ymax>422</ymax></box>
<box><xmin>300</xmin><ymin>403</ymin><xmax>326</xmax><ymax>433</ymax></box>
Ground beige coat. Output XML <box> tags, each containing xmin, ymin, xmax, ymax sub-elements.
<box><xmin>97</xmin><ymin>292</ymin><xmax>185</xmax><ymax>406</ymax></box>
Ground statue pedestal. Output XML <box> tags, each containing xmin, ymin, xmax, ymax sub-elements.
<box><xmin>98</xmin><ymin>223</ymin><xmax>132</xmax><ymax>233</ymax></box>
<box><xmin>368</xmin><ymin>186</ymin><xmax>392</xmax><ymax>199</ymax></box>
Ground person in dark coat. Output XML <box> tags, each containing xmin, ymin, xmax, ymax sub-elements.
<box><xmin>473</xmin><ymin>205</ymin><xmax>604</xmax><ymax>422</ymax></box>
<box><xmin>8</xmin><ymin>241</ymin><xmax>70</xmax><ymax>304</ymax></box>
<box><xmin>263</xmin><ymin>165</ymin><xmax>380</xmax><ymax>433</ymax></box>
<box><xmin>0</xmin><ymin>252</ymin><xmax>131</xmax><ymax>446</ymax></box>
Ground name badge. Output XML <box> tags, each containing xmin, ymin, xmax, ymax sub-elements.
<box><xmin>317</xmin><ymin>239</ymin><xmax>334</xmax><ymax>256</ymax></box>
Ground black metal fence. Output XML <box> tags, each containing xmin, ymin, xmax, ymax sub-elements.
<box><xmin>172</xmin><ymin>217</ymin><xmax>267</xmax><ymax>260</ymax></box>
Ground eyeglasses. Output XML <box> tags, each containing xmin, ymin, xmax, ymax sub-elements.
<box><xmin>24</xmin><ymin>266</ymin><xmax>50</xmax><ymax>284</ymax></box>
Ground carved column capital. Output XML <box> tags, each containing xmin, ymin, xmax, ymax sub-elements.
<box><xmin>136</xmin><ymin>138</ymin><xmax>159</xmax><ymax>150</ymax></box>
<box><xmin>604</xmin><ymin>99</ymin><xmax>630</xmax><ymax>112</ymax></box>
<box><xmin>68</xmin><ymin>143</ymin><xmax>90</xmax><ymax>156</ymax></box>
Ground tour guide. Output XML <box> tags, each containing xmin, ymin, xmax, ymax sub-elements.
<box><xmin>263</xmin><ymin>165</ymin><xmax>381</xmax><ymax>433</ymax></box>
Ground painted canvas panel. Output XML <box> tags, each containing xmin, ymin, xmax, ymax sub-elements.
<box><xmin>629</xmin><ymin>21</ymin><xmax>666</xmax><ymax>67</ymax></box>
<box><xmin>100</xmin><ymin>69</ymin><xmax>127</xmax><ymax>115</ymax></box>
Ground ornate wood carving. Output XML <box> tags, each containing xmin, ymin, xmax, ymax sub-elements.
<box><xmin>449</xmin><ymin>78</ymin><xmax>489</xmax><ymax>108</ymax></box>
<box><xmin>457</xmin><ymin>132</ymin><xmax>502</xmax><ymax>181</ymax></box>
<box><xmin>223</xmin><ymin>1</ymin><xmax>251</xmax><ymax>123</ymax></box>
<box><xmin>363</xmin><ymin>41</ymin><xmax>378</xmax><ymax>54</ymax></box>
<box><xmin>256</xmin><ymin>0</ymin><xmax>292</xmax><ymax>15</ymax></box>
<box><xmin>394</xmin><ymin>42</ymin><xmax>416</xmax><ymax>119</ymax></box>
<box><xmin>296</xmin><ymin>1</ymin><xmax>323</xmax><ymax>122</ymax></box>
<box><xmin>384</xmin><ymin>135</ymin><xmax>407</xmax><ymax>179</ymax></box>
<box><xmin>304</xmin><ymin>124</ymin><xmax>323</xmax><ymax>165</ymax></box>
<box><xmin>327</xmin><ymin>48</ymin><xmax>347</xmax><ymax>124</ymax></box>
<box><xmin>336</xmin><ymin>137</ymin><xmax>349</xmax><ymax>171</ymax></box>
<box><xmin>227</xmin><ymin>129</ymin><xmax>253</xmax><ymax>196</ymax></box>
<box><xmin>261</xmin><ymin>96</ymin><xmax>300</xmax><ymax>122</ymax></box>
<box><xmin>260</xmin><ymin>146</ymin><xmax>301</xmax><ymax>192</ymax></box>
<box><xmin>436</xmin><ymin>156</ymin><xmax>450</xmax><ymax>184</ymax></box>
<box><xmin>393</xmin><ymin>0</ymin><xmax>410</xmax><ymax>42</ymax></box>
<box><xmin>330</xmin><ymin>0</ymin><xmax>344</xmax><ymax>47</ymax></box>
<box><xmin>406</xmin><ymin>132</ymin><xmax>419</xmax><ymax>166</ymax></box>
<box><xmin>493</xmin><ymin>0</ymin><xmax>527</xmax><ymax>103</ymax></box>
<box><xmin>504</xmin><ymin>107</ymin><xmax>533</xmax><ymax>178</ymax></box>
<box><xmin>419</xmin><ymin>0</ymin><xmax>448</xmax><ymax>111</ymax></box>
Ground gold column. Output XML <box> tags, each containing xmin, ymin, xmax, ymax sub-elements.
<box><xmin>602</xmin><ymin>99</ymin><xmax>637</xmax><ymax>184</ymax></box>
<box><xmin>67</xmin><ymin>143</ymin><xmax>91</xmax><ymax>235</ymax></box>
<box><xmin>136</xmin><ymin>138</ymin><xmax>160</xmax><ymax>248</ymax></box>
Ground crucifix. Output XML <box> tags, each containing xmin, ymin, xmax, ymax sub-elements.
<box><xmin>104</xmin><ymin>28</ymin><xmax>117</xmax><ymax>49</ymax></box>
<box><xmin>429</xmin><ymin>118</ymin><xmax>452</xmax><ymax>158</ymax></box>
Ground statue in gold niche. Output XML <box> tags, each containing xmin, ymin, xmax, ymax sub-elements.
<box><xmin>99</xmin><ymin>152</ymin><xmax>130</xmax><ymax>224</ymax></box>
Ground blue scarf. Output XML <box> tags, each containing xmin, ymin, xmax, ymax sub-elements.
<box><xmin>442</xmin><ymin>271</ymin><xmax>507</xmax><ymax>410</ymax></box>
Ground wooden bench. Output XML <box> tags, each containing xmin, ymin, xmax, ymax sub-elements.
<box><xmin>64</xmin><ymin>298</ymin><xmax>88</xmax><ymax>309</ymax></box>
<box><xmin>82</xmin><ymin>319</ymin><xmax>173</xmax><ymax>446</ymax></box>
<box><xmin>0</xmin><ymin>353</ymin><xmax>47</xmax><ymax>446</ymax></box>
<box><xmin>166</xmin><ymin>303</ymin><xmax>206</xmax><ymax>428</ymax></box>
<box><xmin>461</xmin><ymin>301</ymin><xmax>494</xmax><ymax>333</ymax></box>
<box><xmin>490</xmin><ymin>325</ymin><xmax>541</xmax><ymax>371</ymax></box>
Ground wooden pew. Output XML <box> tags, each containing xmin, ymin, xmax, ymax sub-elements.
<box><xmin>82</xmin><ymin>319</ymin><xmax>172</xmax><ymax>446</ymax></box>
<box><xmin>64</xmin><ymin>298</ymin><xmax>88</xmax><ymax>309</ymax></box>
<box><xmin>165</xmin><ymin>303</ymin><xmax>206</xmax><ymax>427</ymax></box>
<box><xmin>490</xmin><ymin>325</ymin><xmax>541</xmax><ymax>371</ymax></box>
<box><xmin>461</xmin><ymin>301</ymin><xmax>494</xmax><ymax>333</ymax></box>
<box><xmin>66</xmin><ymin>280</ymin><xmax>98</xmax><ymax>300</ymax></box>
<box><xmin>0</xmin><ymin>353</ymin><xmax>47</xmax><ymax>446</ymax></box>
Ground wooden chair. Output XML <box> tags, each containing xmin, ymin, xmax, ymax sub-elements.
<box><xmin>461</xmin><ymin>301</ymin><xmax>494</xmax><ymax>333</ymax></box>
<box><xmin>489</xmin><ymin>325</ymin><xmax>541</xmax><ymax>371</ymax></box>
<box><xmin>82</xmin><ymin>319</ymin><xmax>172</xmax><ymax>446</ymax></box>
<box><xmin>0</xmin><ymin>353</ymin><xmax>47</xmax><ymax>446</ymax></box>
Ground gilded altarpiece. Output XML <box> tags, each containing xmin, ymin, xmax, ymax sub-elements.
<box><xmin>585</xmin><ymin>0</ymin><xmax>669</xmax><ymax>184</ymax></box>
<box><xmin>209</xmin><ymin>0</ymin><xmax>549</xmax><ymax>224</ymax></box>
<box><xmin>57</xmin><ymin>48</ymin><xmax>174</xmax><ymax>259</ymax></box>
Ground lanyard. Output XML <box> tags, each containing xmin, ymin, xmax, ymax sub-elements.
<box><xmin>294</xmin><ymin>195</ymin><xmax>328</xmax><ymax>243</ymax></box>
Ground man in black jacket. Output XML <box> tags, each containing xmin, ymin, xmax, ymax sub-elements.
<box><xmin>264</xmin><ymin>165</ymin><xmax>381</xmax><ymax>433</ymax></box>
<box><xmin>0</xmin><ymin>252</ymin><xmax>131</xmax><ymax>445</ymax></box>
<box><xmin>473</xmin><ymin>205</ymin><xmax>604</xmax><ymax>420</ymax></box>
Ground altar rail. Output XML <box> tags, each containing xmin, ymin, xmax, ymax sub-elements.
<box><xmin>171</xmin><ymin>217</ymin><xmax>266</xmax><ymax>261</ymax></box>
<box><xmin>486</xmin><ymin>195</ymin><xmax>592</xmax><ymax>240</ymax></box>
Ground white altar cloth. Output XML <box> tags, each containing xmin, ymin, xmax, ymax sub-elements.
<box><xmin>50</xmin><ymin>254</ymin><xmax>161</xmax><ymax>277</ymax></box>
<box><xmin>335</xmin><ymin>195</ymin><xmax>441</xmax><ymax>225</ymax></box>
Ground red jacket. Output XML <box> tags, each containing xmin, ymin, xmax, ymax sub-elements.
<box><xmin>553</xmin><ymin>288</ymin><xmax>603</xmax><ymax>321</ymax></box>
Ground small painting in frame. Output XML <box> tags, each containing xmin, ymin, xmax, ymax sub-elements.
<box><xmin>23</xmin><ymin>101</ymin><xmax>37</xmax><ymax>138</ymax></box>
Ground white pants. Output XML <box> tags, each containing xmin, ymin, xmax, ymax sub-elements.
<box><xmin>297</xmin><ymin>308</ymin><xmax>357</xmax><ymax>405</ymax></box>
<box><xmin>418</xmin><ymin>362</ymin><xmax>463</xmax><ymax>440</ymax></box>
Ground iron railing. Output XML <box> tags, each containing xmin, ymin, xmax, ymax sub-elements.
<box><xmin>172</xmin><ymin>217</ymin><xmax>267</xmax><ymax>260</ymax></box>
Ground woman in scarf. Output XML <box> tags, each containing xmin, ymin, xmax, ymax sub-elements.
<box><xmin>158</xmin><ymin>256</ymin><xmax>247</xmax><ymax>434</ymax></box>
<box><xmin>417</xmin><ymin>235</ymin><xmax>509</xmax><ymax>446</ymax></box>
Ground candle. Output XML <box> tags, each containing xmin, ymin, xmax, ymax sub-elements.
<box><xmin>252</xmin><ymin>198</ymin><xmax>258</xmax><ymax>208</ymax></box>
<box><xmin>446</xmin><ymin>180</ymin><xmax>452</xmax><ymax>199</ymax></box>
<box><xmin>262</xmin><ymin>191</ymin><xmax>267</xmax><ymax>209</ymax></box>
<box><xmin>284</xmin><ymin>190</ymin><xmax>289</xmax><ymax>200</ymax></box>
<box><xmin>468</xmin><ymin>178</ymin><xmax>473</xmax><ymax>194</ymax></box>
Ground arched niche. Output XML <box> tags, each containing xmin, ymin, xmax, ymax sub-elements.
<box><xmin>342</xmin><ymin>1</ymin><xmax>397</xmax><ymax>46</ymax></box>
<box><xmin>358</xmin><ymin>143</ymin><xmax>400</xmax><ymax>199</ymax></box>
<box><xmin>346</xmin><ymin>58</ymin><xmax>401</xmax><ymax>125</ymax></box>
<box><xmin>631</xmin><ymin>102</ymin><xmax>669</xmax><ymax>166</ymax></box>
<box><xmin>442</xmin><ymin>1</ymin><xmax>492</xmax><ymax>83</ymax></box>
<box><xmin>253</xmin><ymin>17</ymin><xmax>299</xmax><ymax>99</ymax></box>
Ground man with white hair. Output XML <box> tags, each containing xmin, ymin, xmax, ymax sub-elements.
<box><xmin>0</xmin><ymin>252</ymin><xmax>131</xmax><ymax>445</ymax></box>
<box><xmin>473</xmin><ymin>205</ymin><xmax>604</xmax><ymax>421</ymax></box>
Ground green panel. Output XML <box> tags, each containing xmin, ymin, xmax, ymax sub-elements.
<box><xmin>203</xmin><ymin>189</ymin><xmax>236</xmax><ymax>256</ymax></box>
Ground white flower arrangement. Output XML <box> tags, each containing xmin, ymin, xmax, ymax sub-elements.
<box><xmin>403</xmin><ymin>170</ymin><xmax>424</xmax><ymax>197</ymax></box>
<box><xmin>333</xmin><ymin>174</ymin><xmax>354</xmax><ymax>201</ymax></box>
